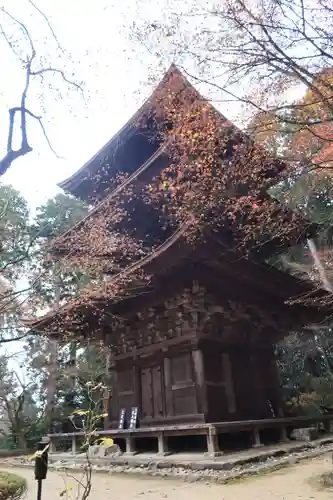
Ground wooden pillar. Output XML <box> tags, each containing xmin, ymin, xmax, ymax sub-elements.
<box><xmin>133</xmin><ymin>363</ymin><xmax>141</xmax><ymax>408</ymax></box>
<box><xmin>49</xmin><ymin>437</ymin><xmax>56</xmax><ymax>453</ymax></box>
<box><xmin>110</xmin><ymin>369</ymin><xmax>119</xmax><ymax>424</ymax></box>
<box><xmin>250</xmin><ymin>347</ymin><xmax>265</xmax><ymax>417</ymax></box>
<box><xmin>71</xmin><ymin>435</ymin><xmax>77</xmax><ymax>455</ymax></box>
<box><xmin>192</xmin><ymin>350</ymin><xmax>207</xmax><ymax>415</ymax></box>
<box><xmin>252</xmin><ymin>426</ymin><xmax>263</xmax><ymax>448</ymax></box>
<box><xmin>103</xmin><ymin>346</ymin><xmax>112</xmax><ymax>429</ymax></box>
<box><xmin>164</xmin><ymin>357</ymin><xmax>173</xmax><ymax>416</ymax></box>
<box><xmin>125</xmin><ymin>434</ymin><xmax>136</xmax><ymax>455</ymax></box>
<box><xmin>157</xmin><ymin>432</ymin><xmax>170</xmax><ymax>455</ymax></box>
<box><xmin>254</xmin><ymin>341</ymin><xmax>284</xmax><ymax>419</ymax></box>
<box><xmin>206</xmin><ymin>426</ymin><xmax>221</xmax><ymax>456</ymax></box>
<box><xmin>279</xmin><ymin>426</ymin><xmax>289</xmax><ymax>443</ymax></box>
<box><xmin>323</xmin><ymin>418</ymin><xmax>333</xmax><ymax>433</ymax></box>
<box><xmin>266</xmin><ymin>343</ymin><xmax>284</xmax><ymax>417</ymax></box>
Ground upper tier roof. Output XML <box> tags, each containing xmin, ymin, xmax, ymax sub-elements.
<box><xmin>51</xmin><ymin>65</ymin><xmax>317</xmax><ymax>261</ymax></box>
<box><xmin>59</xmin><ymin>64</ymin><xmax>190</xmax><ymax>203</ymax></box>
<box><xmin>58</xmin><ymin>64</ymin><xmax>293</xmax><ymax>204</ymax></box>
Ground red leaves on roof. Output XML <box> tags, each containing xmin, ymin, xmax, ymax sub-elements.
<box><xmin>33</xmin><ymin>68</ymin><xmax>313</xmax><ymax>336</ymax></box>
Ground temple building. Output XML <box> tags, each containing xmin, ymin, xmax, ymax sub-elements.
<box><xmin>29</xmin><ymin>66</ymin><xmax>333</xmax><ymax>454</ymax></box>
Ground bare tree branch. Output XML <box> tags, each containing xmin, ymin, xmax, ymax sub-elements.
<box><xmin>30</xmin><ymin>67</ymin><xmax>83</xmax><ymax>91</ymax></box>
<box><xmin>27</xmin><ymin>0</ymin><xmax>67</xmax><ymax>55</ymax></box>
<box><xmin>0</xmin><ymin>333</ymin><xmax>28</xmax><ymax>344</ymax></box>
<box><xmin>0</xmin><ymin>3</ymin><xmax>83</xmax><ymax>176</ymax></box>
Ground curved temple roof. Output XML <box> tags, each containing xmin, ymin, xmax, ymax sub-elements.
<box><xmin>27</xmin><ymin>65</ymin><xmax>330</xmax><ymax>339</ymax></box>
<box><xmin>58</xmin><ymin>64</ymin><xmax>186</xmax><ymax>201</ymax></box>
<box><xmin>52</xmin><ymin>65</ymin><xmax>316</xmax><ymax>257</ymax></box>
<box><xmin>26</xmin><ymin>248</ymin><xmax>333</xmax><ymax>338</ymax></box>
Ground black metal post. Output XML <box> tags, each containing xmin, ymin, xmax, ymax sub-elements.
<box><xmin>37</xmin><ymin>480</ymin><xmax>42</xmax><ymax>500</ymax></box>
<box><xmin>35</xmin><ymin>440</ymin><xmax>49</xmax><ymax>500</ymax></box>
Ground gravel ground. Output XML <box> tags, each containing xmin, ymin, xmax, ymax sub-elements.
<box><xmin>4</xmin><ymin>453</ymin><xmax>333</xmax><ymax>500</ymax></box>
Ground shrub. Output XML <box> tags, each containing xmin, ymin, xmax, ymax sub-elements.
<box><xmin>0</xmin><ymin>472</ymin><xmax>26</xmax><ymax>500</ymax></box>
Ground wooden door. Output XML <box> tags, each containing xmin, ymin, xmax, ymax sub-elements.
<box><xmin>115</xmin><ymin>368</ymin><xmax>135</xmax><ymax>419</ymax></box>
<box><xmin>204</xmin><ymin>345</ymin><xmax>236</xmax><ymax>421</ymax></box>
<box><xmin>140</xmin><ymin>363</ymin><xmax>164</xmax><ymax>420</ymax></box>
<box><xmin>170</xmin><ymin>353</ymin><xmax>198</xmax><ymax>416</ymax></box>
<box><xmin>141</xmin><ymin>367</ymin><xmax>153</xmax><ymax>419</ymax></box>
<box><xmin>152</xmin><ymin>365</ymin><xmax>163</xmax><ymax>417</ymax></box>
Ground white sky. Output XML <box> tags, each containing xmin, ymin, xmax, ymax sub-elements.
<box><xmin>0</xmin><ymin>0</ymin><xmax>264</xmax><ymax>213</ymax></box>
<box><xmin>0</xmin><ymin>0</ymin><xmax>168</xmax><ymax>210</ymax></box>
<box><xmin>0</xmin><ymin>0</ymin><xmax>306</xmax><ymax>213</ymax></box>
<box><xmin>0</xmin><ymin>0</ymin><xmax>154</xmax><ymax>371</ymax></box>
<box><xmin>0</xmin><ymin>0</ymin><xmax>177</xmax><ymax>374</ymax></box>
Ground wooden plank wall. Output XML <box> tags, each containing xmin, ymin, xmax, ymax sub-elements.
<box><xmin>108</xmin><ymin>339</ymin><xmax>282</xmax><ymax>428</ymax></box>
<box><xmin>109</xmin><ymin>349</ymin><xmax>205</xmax><ymax>427</ymax></box>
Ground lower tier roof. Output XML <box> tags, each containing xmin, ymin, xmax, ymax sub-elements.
<box><xmin>26</xmin><ymin>238</ymin><xmax>332</xmax><ymax>342</ymax></box>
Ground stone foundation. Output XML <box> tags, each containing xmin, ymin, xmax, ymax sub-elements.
<box><xmin>1</xmin><ymin>437</ymin><xmax>333</xmax><ymax>483</ymax></box>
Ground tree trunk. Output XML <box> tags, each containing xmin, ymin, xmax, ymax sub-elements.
<box><xmin>45</xmin><ymin>280</ymin><xmax>60</xmax><ymax>433</ymax></box>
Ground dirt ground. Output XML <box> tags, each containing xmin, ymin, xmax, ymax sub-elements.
<box><xmin>5</xmin><ymin>454</ymin><xmax>333</xmax><ymax>500</ymax></box>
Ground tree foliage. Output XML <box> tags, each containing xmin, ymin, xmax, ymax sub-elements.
<box><xmin>0</xmin><ymin>185</ymin><xmax>30</xmax><ymax>277</ymax></box>
<box><xmin>0</xmin><ymin>355</ymin><xmax>39</xmax><ymax>449</ymax></box>
<box><xmin>0</xmin><ymin>184</ymin><xmax>31</xmax><ymax>343</ymax></box>
<box><xmin>29</xmin><ymin>193</ymin><xmax>89</xmax><ymax>306</ymax></box>
<box><xmin>132</xmin><ymin>0</ymin><xmax>333</xmax><ymax>172</ymax></box>
<box><xmin>277</xmin><ymin>329</ymin><xmax>333</xmax><ymax>416</ymax></box>
<box><xmin>0</xmin><ymin>187</ymin><xmax>94</xmax><ymax>443</ymax></box>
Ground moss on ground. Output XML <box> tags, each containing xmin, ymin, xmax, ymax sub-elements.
<box><xmin>0</xmin><ymin>471</ymin><xmax>27</xmax><ymax>500</ymax></box>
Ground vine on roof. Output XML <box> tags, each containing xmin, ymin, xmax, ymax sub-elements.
<box><xmin>54</xmin><ymin>70</ymin><xmax>312</xmax><ymax>268</ymax></box>
<box><xmin>141</xmin><ymin>70</ymin><xmax>312</xmax><ymax>249</ymax></box>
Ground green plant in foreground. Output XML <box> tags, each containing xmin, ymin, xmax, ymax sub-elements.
<box><xmin>0</xmin><ymin>472</ymin><xmax>26</xmax><ymax>500</ymax></box>
<box><xmin>59</xmin><ymin>382</ymin><xmax>114</xmax><ymax>500</ymax></box>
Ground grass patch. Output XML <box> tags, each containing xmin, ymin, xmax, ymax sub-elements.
<box><xmin>0</xmin><ymin>471</ymin><xmax>27</xmax><ymax>500</ymax></box>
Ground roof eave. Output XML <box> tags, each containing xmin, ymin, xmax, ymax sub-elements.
<box><xmin>58</xmin><ymin>64</ymin><xmax>184</xmax><ymax>195</ymax></box>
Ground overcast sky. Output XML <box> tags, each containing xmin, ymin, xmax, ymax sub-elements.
<box><xmin>0</xmin><ymin>0</ymin><xmax>168</xmax><ymax>210</ymax></box>
<box><xmin>0</xmin><ymin>0</ymin><xmax>262</xmax><ymax>213</ymax></box>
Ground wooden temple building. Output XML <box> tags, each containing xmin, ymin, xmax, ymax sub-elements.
<box><xmin>30</xmin><ymin>66</ymin><xmax>333</xmax><ymax>455</ymax></box>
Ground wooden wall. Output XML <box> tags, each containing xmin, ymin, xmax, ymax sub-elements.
<box><xmin>109</xmin><ymin>348</ymin><xmax>205</xmax><ymax>428</ymax></box>
<box><xmin>201</xmin><ymin>339</ymin><xmax>282</xmax><ymax>421</ymax></box>
<box><xmin>201</xmin><ymin>341</ymin><xmax>237</xmax><ymax>421</ymax></box>
<box><xmin>106</xmin><ymin>282</ymin><xmax>285</xmax><ymax>429</ymax></box>
<box><xmin>108</xmin><ymin>339</ymin><xmax>282</xmax><ymax>428</ymax></box>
